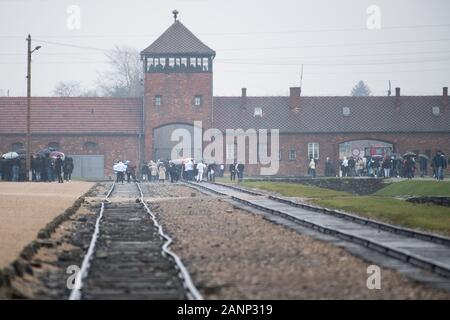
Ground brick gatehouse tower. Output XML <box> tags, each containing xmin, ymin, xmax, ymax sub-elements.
<box><xmin>140</xmin><ymin>11</ymin><xmax>216</xmax><ymax>162</ymax></box>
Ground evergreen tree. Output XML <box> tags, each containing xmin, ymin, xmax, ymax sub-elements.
<box><xmin>351</xmin><ymin>81</ymin><xmax>372</xmax><ymax>96</ymax></box>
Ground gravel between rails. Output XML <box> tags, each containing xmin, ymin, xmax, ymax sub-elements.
<box><xmin>144</xmin><ymin>183</ymin><xmax>450</xmax><ymax>299</ymax></box>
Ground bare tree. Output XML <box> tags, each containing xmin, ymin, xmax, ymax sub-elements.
<box><xmin>53</xmin><ymin>81</ymin><xmax>82</xmax><ymax>97</ymax></box>
<box><xmin>96</xmin><ymin>45</ymin><xmax>143</xmax><ymax>98</ymax></box>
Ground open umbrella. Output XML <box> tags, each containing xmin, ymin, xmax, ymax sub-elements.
<box><xmin>38</xmin><ymin>148</ymin><xmax>52</xmax><ymax>157</ymax></box>
<box><xmin>403</xmin><ymin>151</ymin><xmax>417</xmax><ymax>157</ymax></box>
<box><xmin>113</xmin><ymin>162</ymin><xmax>127</xmax><ymax>172</ymax></box>
<box><xmin>50</xmin><ymin>151</ymin><xmax>65</xmax><ymax>160</ymax></box>
<box><xmin>2</xmin><ymin>151</ymin><xmax>19</xmax><ymax>159</ymax></box>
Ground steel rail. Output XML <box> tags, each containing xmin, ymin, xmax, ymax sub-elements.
<box><xmin>186</xmin><ymin>181</ymin><xmax>450</xmax><ymax>278</ymax></box>
<box><xmin>69</xmin><ymin>182</ymin><xmax>116</xmax><ymax>300</ymax></box>
<box><xmin>213</xmin><ymin>182</ymin><xmax>450</xmax><ymax>247</ymax></box>
<box><xmin>136</xmin><ymin>182</ymin><xmax>203</xmax><ymax>300</ymax></box>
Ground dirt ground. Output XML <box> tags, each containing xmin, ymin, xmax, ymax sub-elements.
<box><xmin>0</xmin><ymin>182</ymin><xmax>94</xmax><ymax>268</ymax></box>
<box><xmin>145</xmin><ymin>183</ymin><xmax>450</xmax><ymax>299</ymax></box>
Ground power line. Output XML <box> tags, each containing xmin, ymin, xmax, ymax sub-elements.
<box><xmin>216</xmin><ymin>57</ymin><xmax>450</xmax><ymax>67</ymax></box>
<box><xmin>1</xmin><ymin>23</ymin><xmax>450</xmax><ymax>39</ymax></box>
<box><xmin>219</xmin><ymin>37</ymin><xmax>450</xmax><ymax>52</ymax></box>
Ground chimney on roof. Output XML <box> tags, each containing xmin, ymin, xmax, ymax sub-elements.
<box><xmin>443</xmin><ymin>87</ymin><xmax>448</xmax><ymax>108</ymax></box>
<box><xmin>395</xmin><ymin>87</ymin><xmax>401</xmax><ymax>109</ymax></box>
<box><xmin>290</xmin><ymin>87</ymin><xmax>301</xmax><ymax>112</ymax></box>
<box><xmin>241</xmin><ymin>87</ymin><xmax>247</xmax><ymax>109</ymax></box>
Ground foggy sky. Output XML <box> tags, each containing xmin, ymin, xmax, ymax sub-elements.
<box><xmin>0</xmin><ymin>0</ymin><xmax>449</xmax><ymax>97</ymax></box>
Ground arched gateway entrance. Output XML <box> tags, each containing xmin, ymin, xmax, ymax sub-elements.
<box><xmin>152</xmin><ymin>123</ymin><xmax>202</xmax><ymax>161</ymax></box>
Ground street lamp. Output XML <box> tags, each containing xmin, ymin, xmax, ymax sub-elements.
<box><xmin>26</xmin><ymin>34</ymin><xmax>41</xmax><ymax>181</ymax></box>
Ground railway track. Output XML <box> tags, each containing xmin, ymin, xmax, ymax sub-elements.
<box><xmin>68</xmin><ymin>182</ymin><xmax>202</xmax><ymax>300</ymax></box>
<box><xmin>186</xmin><ymin>181</ymin><xmax>450</xmax><ymax>279</ymax></box>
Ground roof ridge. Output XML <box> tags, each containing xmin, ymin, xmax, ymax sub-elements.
<box><xmin>141</xmin><ymin>20</ymin><xmax>215</xmax><ymax>56</ymax></box>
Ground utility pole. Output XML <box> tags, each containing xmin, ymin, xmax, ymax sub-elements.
<box><xmin>26</xmin><ymin>34</ymin><xmax>41</xmax><ymax>181</ymax></box>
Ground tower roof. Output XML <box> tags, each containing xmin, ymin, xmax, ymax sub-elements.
<box><xmin>141</xmin><ymin>20</ymin><xmax>216</xmax><ymax>56</ymax></box>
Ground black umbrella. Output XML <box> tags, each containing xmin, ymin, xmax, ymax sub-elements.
<box><xmin>38</xmin><ymin>148</ymin><xmax>52</xmax><ymax>157</ymax></box>
<box><xmin>403</xmin><ymin>151</ymin><xmax>417</xmax><ymax>157</ymax></box>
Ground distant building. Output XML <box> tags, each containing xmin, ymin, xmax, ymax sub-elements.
<box><xmin>0</xmin><ymin>15</ymin><xmax>449</xmax><ymax>178</ymax></box>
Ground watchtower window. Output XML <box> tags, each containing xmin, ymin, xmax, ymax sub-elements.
<box><xmin>155</xmin><ymin>95</ymin><xmax>162</xmax><ymax>106</ymax></box>
<box><xmin>144</xmin><ymin>55</ymin><xmax>212</xmax><ymax>73</ymax></box>
<box><xmin>202</xmin><ymin>57</ymin><xmax>209</xmax><ymax>71</ymax></box>
<box><xmin>194</xmin><ymin>95</ymin><xmax>202</xmax><ymax>107</ymax></box>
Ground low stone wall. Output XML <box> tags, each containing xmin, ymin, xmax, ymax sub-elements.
<box><xmin>406</xmin><ymin>197</ymin><xmax>450</xmax><ymax>207</ymax></box>
<box><xmin>246</xmin><ymin>177</ymin><xmax>390</xmax><ymax>195</ymax></box>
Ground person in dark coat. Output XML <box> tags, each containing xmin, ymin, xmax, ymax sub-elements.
<box><xmin>419</xmin><ymin>156</ymin><xmax>428</xmax><ymax>178</ymax></box>
<box><xmin>207</xmin><ymin>163</ymin><xmax>216</xmax><ymax>182</ymax></box>
<box><xmin>55</xmin><ymin>155</ymin><xmax>64</xmax><ymax>183</ymax></box>
<box><xmin>236</xmin><ymin>162</ymin><xmax>245</xmax><ymax>182</ymax></box>
<box><xmin>433</xmin><ymin>151</ymin><xmax>447</xmax><ymax>181</ymax></box>
<box><xmin>63</xmin><ymin>157</ymin><xmax>74</xmax><ymax>181</ymax></box>
<box><xmin>229</xmin><ymin>163</ymin><xmax>236</xmax><ymax>181</ymax></box>
<box><xmin>19</xmin><ymin>157</ymin><xmax>26</xmax><ymax>181</ymax></box>
<box><xmin>141</xmin><ymin>164</ymin><xmax>149</xmax><ymax>182</ymax></box>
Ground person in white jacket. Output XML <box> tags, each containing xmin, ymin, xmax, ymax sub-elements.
<box><xmin>196</xmin><ymin>161</ymin><xmax>206</xmax><ymax>182</ymax></box>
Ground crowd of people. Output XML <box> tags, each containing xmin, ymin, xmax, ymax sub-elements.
<box><xmin>317</xmin><ymin>150</ymin><xmax>448</xmax><ymax>180</ymax></box>
<box><xmin>114</xmin><ymin>159</ymin><xmax>227</xmax><ymax>184</ymax></box>
<box><xmin>0</xmin><ymin>153</ymin><xmax>73</xmax><ymax>183</ymax></box>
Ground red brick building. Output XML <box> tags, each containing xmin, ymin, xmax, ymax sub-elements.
<box><xmin>0</xmin><ymin>17</ymin><xmax>449</xmax><ymax>178</ymax></box>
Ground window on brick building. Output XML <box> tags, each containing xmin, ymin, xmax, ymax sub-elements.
<box><xmin>254</xmin><ymin>107</ymin><xmax>263</xmax><ymax>117</ymax></box>
<box><xmin>84</xmin><ymin>141</ymin><xmax>97</xmax><ymax>150</ymax></box>
<box><xmin>155</xmin><ymin>95</ymin><xmax>162</xmax><ymax>106</ymax></box>
<box><xmin>194</xmin><ymin>95</ymin><xmax>202</xmax><ymax>107</ymax></box>
<box><xmin>343</xmin><ymin>107</ymin><xmax>351</xmax><ymax>116</ymax></box>
<box><xmin>289</xmin><ymin>150</ymin><xmax>296</xmax><ymax>161</ymax></box>
<box><xmin>48</xmin><ymin>142</ymin><xmax>60</xmax><ymax>150</ymax></box>
<box><xmin>278</xmin><ymin>150</ymin><xmax>283</xmax><ymax>161</ymax></box>
<box><xmin>11</xmin><ymin>142</ymin><xmax>24</xmax><ymax>152</ymax></box>
<box><xmin>308</xmin><ymin>143</ymin><xmax>319</xmax><ymax>160</ymax></box>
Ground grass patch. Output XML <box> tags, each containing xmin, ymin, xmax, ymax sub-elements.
<box><xmin>239</xmin><ymin>181</ymin><xmax>351</xmax><ymax>198</ymax></box>
<box><xmin>375</xmin><ymin>180</ymin><xmax>450</xmax><ymax>197</ymax></box>
<box><xmin>312</xmin><ymin>196</ymin><xmax>450</xmax><ymax>235</ymax></box>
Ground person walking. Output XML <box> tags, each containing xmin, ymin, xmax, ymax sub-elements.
<box><xmin>341</xmin><ymin>157</ymin><xmax>349</xmax><ymax>177</ymax></box>
<box><xmin>309</xmin><ymin>158</ymin><xmax>316</xmax><ymax>178</ymax></box>
<box><xmin>237</xmin><ymin>162</ymin><xmax>245</xmax><ymax>182</ymax></box>
<box><xmin>229</xmin><ymin>162</ymin><xmax>236</xmax><ymax>181</ymax></box>
<box><xmin>63</xmin><ymin>157</ymin><xmax>74</xmax><ymax>181</ymax></box>
<box><xmin>184</xmin><ymin>159</ymin><xmax>194</xmax><ymax>181</ymax></box>
<box><xmin>158</xmin><ymin>164</ymin><xmax>166</xmax><ymax>183</ymax></box>
<box><xmin>433</xmin><ymin>151</ymin><xmax>447</xmax><ymax>181</ymax></box>
<box><xmin>196</xmin><ymin>161</ymin><xmax>206</xmax><ymax>182</ymax></box>
<box><xmin>382</xmin><ymin>155</ymin><xmax>392</xmax><ymax>178</ymax></box>
<box><xmin>55</xmin><ymin>155</ymin><xmax>64</xmax><ymax>183</ymax></box>
<box><xmin>207</xmin><ymin>162</ymin><xmax>216</xmax><ymax>182</ymax></box>
<box><xmin>11</xmin><ymin>157</ymin><xmax>19</xmax><ymax>182</ymax></box>
<box><xmin>419</xmin><ymin>156</ymin><xmax>428</xmax><ymax>178</ymax></box>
